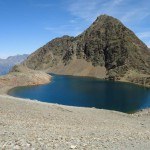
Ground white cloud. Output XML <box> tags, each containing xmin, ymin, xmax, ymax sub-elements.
<box><xmin>45</xmin><ymin>25</ymin><xmax>83</xmax><ymax>37</ymax></box>
<box><xmin>121</xmin><ymin>8</ymin><xmax>150</xmax><ymax>23</ymax></box>
<box><xmin>138</xmin><ymin>32</ymin><xmax>150</xmax><ymax>39</ymax></box>
<box><xmin>44</xmin><ymin>0</ymin><xmax>126</xmax><ymax>37</ymax></box>
<box><xmin>67</xmin><ymin>0</ymin><xmax>99</xmax><ymax>21</ymax></box>
<box><xmin>67</xmin><ymin>0</ymin><xmax>125</xmax><ymax>22</ymax></box>
<box><xmin>67</xmin><ymin>0</ymin><xmax>150</xmax><ymax>24</ymax></box>
<box><xmin>69</xmin><ymin>19</ymin><xmax>78</xmax><ymax>24</ymax></box>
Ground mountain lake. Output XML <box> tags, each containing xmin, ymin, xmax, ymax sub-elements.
<box><xmin>8</xmin><ymin>74</ymin><xmax>150</xmax><ymax>113</ymax></box>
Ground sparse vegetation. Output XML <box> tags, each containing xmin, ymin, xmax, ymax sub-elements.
<box><xmin>23</xmin><ymin>15</ymin><xmax>150</xmax><ymax>87</ymax></box>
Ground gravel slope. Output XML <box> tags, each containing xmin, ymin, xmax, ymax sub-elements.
<box><xmin>0</xmin><ymin>95</ymin><xmax>150</xmax><ymax>150</ymax></box>
<box><xmin>0</xmin><ymin>66</ymin><xmax>150</xmax><ymax>149</ymax></box>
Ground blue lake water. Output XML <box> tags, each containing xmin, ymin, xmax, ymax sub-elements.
<box><xmin>8</xmin><ymin>74</ymin><xmax>150</xmax><ymax>113</ymax></box>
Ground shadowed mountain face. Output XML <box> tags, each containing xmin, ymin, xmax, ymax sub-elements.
<box><xmin>21</xmin><ymin>15</ymin><xmax>150</xmax><ymax>86</ymax></box>
<box><xmin>0</xmin><ymin>54</ymin><xmax>28</xmax><ymax>75</ymax></box>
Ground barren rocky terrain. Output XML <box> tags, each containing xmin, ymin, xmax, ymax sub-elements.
<box><xmin>0</xmin><ymin>65</ymin><xmax>51</xmax><ymax>94</ymax></box>
<box><xmin>0</xmin><ymin>66</ymin><xmax>150</xmax><ymax>149</ymax></box>
<box><xmin>23</xmin><ymin>15</ymin><xmax>150</xmax><ymax>87</ymax></box>
<box><xmin>0</xmin><ymin>95</ymin><xmax>150</xmax><ymax>150</ymax></box>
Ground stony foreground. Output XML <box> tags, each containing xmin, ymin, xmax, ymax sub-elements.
<box><xmin>0</xmin><ymin>95</ymin><xmax>150</xmax><ymax>150</ymax></box>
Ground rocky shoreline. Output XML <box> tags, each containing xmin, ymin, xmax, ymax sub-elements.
<box><xmin>1</xmin><ymin>93</ymin><xmax>150</xmax><ymax>149</ymax></box>
<box><xmin>0</xmin><ymin>65</ymin><xmax>51</xmax><ymax>95</ymax></box>
<box><xmin>0</xmin><ymin>68</ymin><xmax>150</xmax><ymax>149</ymax></box>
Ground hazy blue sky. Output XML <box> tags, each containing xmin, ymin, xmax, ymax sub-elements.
<box><xmin>0</xmin><ymin>0</ymin><xmax>150</xmax><ymax>58</ymax></box>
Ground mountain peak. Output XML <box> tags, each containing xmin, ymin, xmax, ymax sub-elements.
<box><xmin>97</xmin><ymin>14</ymin><xmax>114</xmax><ymax>20</ymax></box>
<box><xmin>23</xmin><ymin>15</ymin><xmax>150</xmax><ymax>87</ymax></box>
<box><xmin>93</xmin><ymin>14</ymin><xmax>121</xmax><ymax>26</ymax></box>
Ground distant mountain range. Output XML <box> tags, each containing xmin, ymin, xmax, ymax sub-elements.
<box><xmin>0</xmin><ymin>54</ymin><xmax>28</xmax><ymax>75</ymax></box>
<box><xmin>15</xmin><ymin>15</ymin><xmax>150</xmax><ymax>87</ymax></box>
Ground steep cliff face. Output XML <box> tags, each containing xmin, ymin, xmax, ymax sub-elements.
<box><xmin>25</xmin><ymin>36</ymin><xmax>74</xmax><ymax>70</ymax></box>
<box><xmin>75</xmin><ymin>15</ymin><xmax>150</xmax><ymax>78</ymax></box>
<box><xmin>23</xmin><ymin>15</ymin><xmax>150</xmax><ymax>86</ymax></box>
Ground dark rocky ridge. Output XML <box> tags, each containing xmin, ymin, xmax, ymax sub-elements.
<box><xmin>21</xmin><ymin>15</ymin><xmax>150</xmax><ymax>86</ymax></box>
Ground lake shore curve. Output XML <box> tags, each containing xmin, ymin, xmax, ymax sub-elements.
<box><xmin>1</xmin><ymin>69</ymin><xmax>150</xmax><ymax>149</ymax></box>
